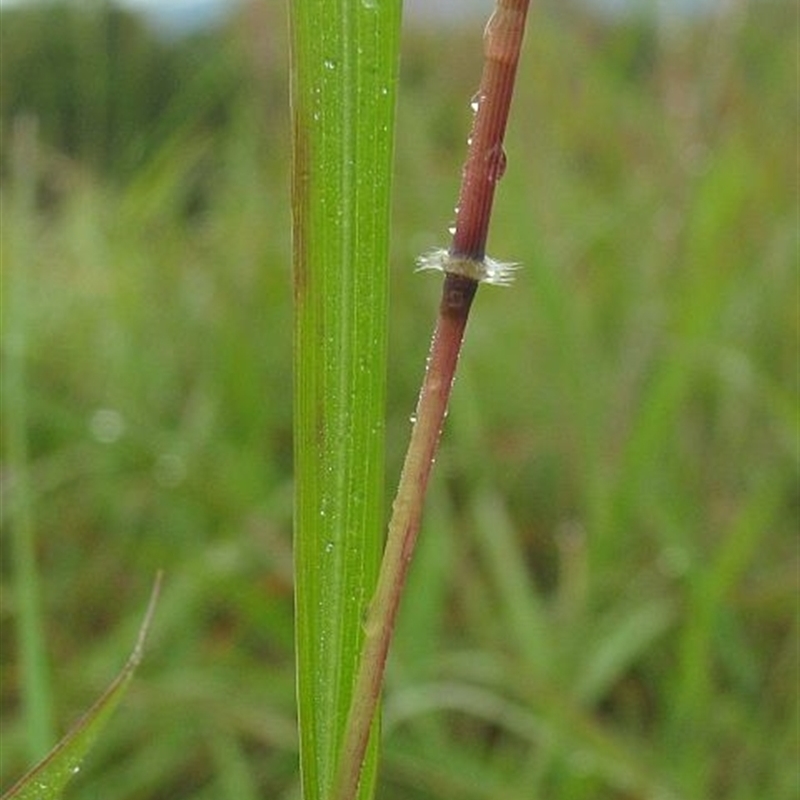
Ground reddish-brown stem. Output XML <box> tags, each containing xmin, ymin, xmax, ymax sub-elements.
<box><xmin>329</xmin><ymin>275</ymin><xmax>477</xmax><ymax>800</ymax></box>
<box><xmin>330</xmin><ymin>3</ymin><xmax>530</xmax><ymax>799</ymax></box>
<box><xmin>452</xmin><ymin>0</ymin><xmax>529</xmax><ymax>260</ymax></box>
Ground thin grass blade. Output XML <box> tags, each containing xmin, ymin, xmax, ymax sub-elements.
<box><xmin>1</xmin><ymin>575</ymin><xmax>161</xmax><ymax>800</ymax></box>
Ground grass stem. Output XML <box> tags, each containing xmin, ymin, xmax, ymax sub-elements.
<box><xmin>330</xmin><ymin>3</ymin><xmax>530</xmax><ymax>798</ymax></box>
<box><xmin>452</xmin><ymin>0</ymin><xmax>529</xmax><ymax>260</ymax></box>
<box><xmin>5</xmin><ymin>115</ymin><xmax>56</xmax><ymax>760</ymax></box>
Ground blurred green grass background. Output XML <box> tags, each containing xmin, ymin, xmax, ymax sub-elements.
<box><xmin>0</xmin><ymin>2</ymin><xmax>796</xmax><ymax>799</ymax></box>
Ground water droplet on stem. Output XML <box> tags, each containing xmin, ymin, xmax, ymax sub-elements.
<box><xmin>485</xmin><ymin>145</ymin><xmax>507</xmax><ymax>183</ymax></box>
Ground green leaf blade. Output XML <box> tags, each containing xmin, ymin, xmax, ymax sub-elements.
<box><xmin>291</xmin><ymin>2</ymin><xmax>402</xmax><ymax>799</ymax></box>
<box><xmin>2</xmin><ymin>576</ymin><xmax>161</xmax><ymax>800</ymax></box>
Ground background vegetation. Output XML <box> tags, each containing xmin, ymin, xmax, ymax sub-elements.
<box><xmin>1</xmin><ymin>1</ymin><xmax>796</xmax><ymax>798</ymax></box>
